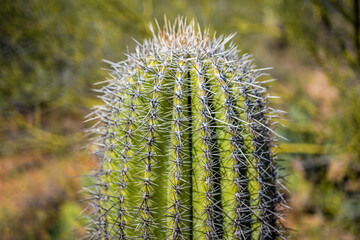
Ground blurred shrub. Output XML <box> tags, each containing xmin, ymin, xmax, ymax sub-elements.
<box><xmin>0</xmin><ymin>0</ymin><xmax>149</xmax><ymax>115</ymax></box>
<box><xmin>276</xmin><ymin>0</ymin><xmax>360</xmax><ymax>236</ymax></box>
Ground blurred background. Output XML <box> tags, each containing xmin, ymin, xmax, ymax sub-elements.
<box><xmin>1</xmin><ymin>0</ymin><xmax>359</xmax><ymax>239</ymax></box>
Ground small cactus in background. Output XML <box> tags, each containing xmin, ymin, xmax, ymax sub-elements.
<box><xmin>85</xmin><ymin>17</ymin><xmax>287</xmax><ymax>240</ymax></box>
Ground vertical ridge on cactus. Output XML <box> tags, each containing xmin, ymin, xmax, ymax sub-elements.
<box><xmin>85</xmin><ymin>17</ymin><xmax>287</xmax><ymax>240</ymax></box>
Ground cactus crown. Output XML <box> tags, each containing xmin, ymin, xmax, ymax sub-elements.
<box><xmin>85</xmin><ymin>17</ymin><xmax>286</xmax><ymax>240</ymax></box>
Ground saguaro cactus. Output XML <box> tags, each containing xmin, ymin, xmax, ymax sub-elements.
<box><xmin>85</xmin><ymin>18</ymin><xmax>286</xmax><ymax>240</ymax></box>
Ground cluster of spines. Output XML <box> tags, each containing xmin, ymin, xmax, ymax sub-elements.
<box><xmin>245</xmin><ymin>77</ymin><xmax>283</xmax><ymax>240</ymax></box>
<box><xmin>84</xmin><ymin>17</ymin><xmax>287</xmax><ymax>240</ymax></box>
<box><xmin>84</xmin><ymin>65</ymin><xmax>130</xmax><ymax>239</ymax></box>
<box><xmin>165</xmin><ymin>58</ymin><xmax>191</xmax><ymax>239</ymax></box>
<box><xmin>211</xmin><ymin>59</ymin><xmax>254</xmax><ymax>240</ymax></box>
<box><xmin>135</xmin><ymin>67</ymin><xmax>153</xmax><ymax>239</ymax></box>
<box><xmin>191</xmin><ymin>61</ymin><xmax>213</xmax><ymax>239</ymax></box>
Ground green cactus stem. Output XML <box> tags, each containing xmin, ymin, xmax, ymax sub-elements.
<box><xmin>85</xmin><ymin>17</ymin><xmax>286</xmax><ymax>240</ymax></box>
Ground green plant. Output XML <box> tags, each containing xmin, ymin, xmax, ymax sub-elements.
<box><xmin>86</xmin><ymin>18</ymin><xmax>286</xmax><ymax>240</ymax></box>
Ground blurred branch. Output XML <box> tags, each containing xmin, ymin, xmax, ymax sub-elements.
<box><xmin>278</xmin><ymin>143</ymin><xmax>326</xmax><ymax>154</ymax></box>
<box><xmin>12</xmin><ymin>111</ymin><xmax>83</xmax><ymax>152</ymax></box>
<box><xmin>327</xmin><ymin>0</ymin><xmax>354</xmax><ymax>22</ymax></box>
<box><xmin>313</xmin><ymin>0</ymin><xmax>357</xmax><ymax>68</ymax></box>
<box><xmin>354</xmin><ymin>0</ymin><xmax>360</xmax><ymax>63</ymax></box>
<box><xmin>234</xmin><ymin>19</ymin><xmax>281</xmax><ymax>37</ymax></box>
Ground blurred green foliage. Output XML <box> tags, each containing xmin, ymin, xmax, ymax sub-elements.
<box><xmin>0</xmin><ymin>0</ymin><xmax>135</xmax><ymax>114</ymax></box>
<box><xmin>50</xmin><ymin>202</ymin><xmax>85</xmax><ymax>240</ymax></box>
<box><xmin>0</xmin><ymin>0</ymin><xmax>359</xmax><ymax>239</ymax></box>
<box><xmin>278</xmin><ymin>0</ymin><xmax>360</xmax><ymax>236</ymax></box>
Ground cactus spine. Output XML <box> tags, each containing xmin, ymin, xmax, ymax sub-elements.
<box><xmin>86</xmin><ymin>18</ymin><xmax>286</xmax><ymax>240</ymax></box>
